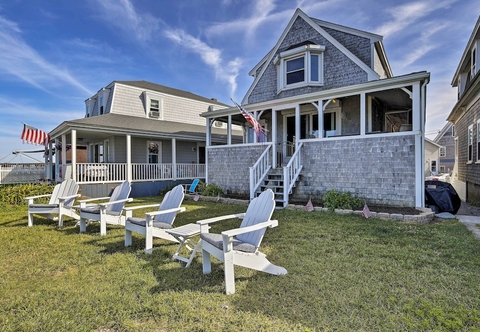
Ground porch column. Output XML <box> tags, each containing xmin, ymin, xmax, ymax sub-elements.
<box><xmin>318</xmin><ymin>100</ymin><xmax>324</xmax><ymax>138</ymax></box>
<box><xmin>71</xmin><ymin>130</ymin><xmax>77</xmax><ymax>181</ymax></box>
<box><xmin>206</xmin><ymin>118</ymin><xmax>212</xmax><ymax>146</ymax></box>
<box><xmin>227</xmin><ymin>115</ymin><xmax>232</xmax><ymax>145</ymax></box>
<box><xmin>272</xmin><ymin>109</ymin><xmax>277</xmax><ymax>168</ymax></box>
<box><xmin>47</xmin><ymin>140</ymin><xmax>53</xmax><ymax>180</ymax></box>
<box><xmin>61</xmin><ymin>134</ymin><xmax>67</xmax><ymax>179</ymax></box>
<box><xmin>412</xmin><ymin>82</ymin><xmax>422</xmax><ymax>207</ymax></box>
<box><xmin>295</xmin><ymin>104</ymin><xmax>300</xmax><ymax>148</ymax></box>
<box><xmin>367</xmin><ymin>96</ymin><xmax>373</xmax><ymax>133</ymax></box>
<box><xmin>360</xmin><ymin>93</ymin><xmax>366</xmax><ymax>136</ymax></box>
<box><xmin>126</xmin><ymin>134</ymin><xmax>132</xmax><ymax>183</ymax></box>
<box><xmin>172</xmin><ymin>138</ymin><xmax>177</xmax><ymax>180</ymax></box>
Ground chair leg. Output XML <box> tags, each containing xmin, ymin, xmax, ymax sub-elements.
<box><xmin>58</xmin><ymin>213</ymin><xmax>64</xmax><ymax>227</ymax></box>
<box><xmin>125</xmin><ymin>228</ymin><xmax>132</xmax><ymax>247</ymax></box>
<box><xmin>100</xmin><ymin>220</ymin><xmax>107</xmax><ymax>236</ymax></box>
<box><xmin>224</xmin><ymin>252</ymin><xmax>235</xmax><ymax>295</ymax></box>
<box><xmin>202</xmin><ymin>249</ymin><xmax>211</xmax><ymax>274</ymax></box>
<box><xmin>145</xmin><ymin>225</ymin><xmax>153</xmax><ymax>254</ymax></box>
<box><xmin>27</xmin><ymin>212</ymin><xmax>33</xmax><ymax>227</ymax></box>
<box><xmin>79</xmin><ymin>218</ymin><xmax>87</xmax><ymax>233</ymax></box>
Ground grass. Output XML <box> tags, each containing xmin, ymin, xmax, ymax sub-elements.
<box><xmin>1</xmin><ymin>196</ymin><xmax>480</xmax><ymax>331</ymax></box>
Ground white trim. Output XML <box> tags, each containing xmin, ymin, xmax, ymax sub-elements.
<box><xmin>468</xmin><ymin>124</ymin><xmax>474</xmax><ymax>162</ymax></box>
<box><xmin>477</xmin><ymin>119</ymin><xmax>480</xmax><ymax>162</ymax></box>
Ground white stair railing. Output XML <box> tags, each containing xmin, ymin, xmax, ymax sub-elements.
<box><xmin>249</xmin><ymin>144</ymin><xmax>273</xmax><ymax>200</ymax></box>
<box><xmin>283</xmin><ymin>142</ymin><xmax>303</xmax><ymax>206</ymax></box>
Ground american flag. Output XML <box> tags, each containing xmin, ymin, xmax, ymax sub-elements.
<box><xmin>305</xmin><ymin>198</ymin><xmax>314</xmax><ymax>212</ymax></box>
<box><xmin>362</xmin><ymin>203</ymin><xmax>372</xmax><ymax>218</ymax></box>
<box><xmin>21</xmin><ymin>123</ymin><xmax>50</xmax><ymax>146</ymax></box>
<box><xmin>231</xmin><ymin>99</ymin><xmax>267</xmax><ymax>141</ymax></box>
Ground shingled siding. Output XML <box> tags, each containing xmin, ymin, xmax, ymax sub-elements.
<box><xmin>454</xmin><ymin>98</ymin><xmax>480</xmax><ymax>203</ymax></box>
<box><xmin>248</xmin><ymin>17</ymin><xmax>369</xmax><ymax>104</ymax></box>
<box><xmin>207</xmin><ymin>145</ymin><xmax>268</xmax><ymax>194</ymax></box>
<box><xmin>321</xmin><ymin>26</ymin><xmax>371</xmax><ymax>67</ymax></box>
<box><xmin>293</xmin><ymin>135</ymin><xmax>417</xmax><ymax>207</ymax></box>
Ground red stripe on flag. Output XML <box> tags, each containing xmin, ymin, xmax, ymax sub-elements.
<box><xmin>21</xmin><ymin>124</ymin><xmax>50</xmax><ymax>146</ymax></box>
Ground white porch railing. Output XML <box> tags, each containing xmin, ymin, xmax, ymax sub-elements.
<box><xmin>283</xmin><ymin>142</ymin><xmax>303</xmax><ymax>206</ymax></box>
<box><xmin>249</xmin><ymin>144</ymin><xmax>272</xmax><ymax>200</ymax></box>
<box><xmin>75</xmin><ymin>163</ymin><xmax>206</xmax><ymax>184</ymax></box>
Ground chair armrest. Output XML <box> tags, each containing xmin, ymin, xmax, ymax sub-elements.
<box><xmin>97</xmin><ymin>197</ymin><xmax>133</xmax><ymax>208</ymax></box>
<box><xmin>197</xmin><ymin>213</ymin><xmax>245</xmax><ymax>226</ymax></box>
<box><xmin>124</xmin><ymin>203</ymin><xmax>161</xmax><ymax>211</ymax></box>
<box><xmin>145</xmin><ymin>207</ymin><xmax>186</xmax><ymax>217</ymax></box>
<box><xmin>58</xmin><ymin>194</ymin><xmax>80</xmax><ymax>202</ymax></box>
<box><xmin>78</xmin><ymin>196</ymin><xmax>110</xmax><ymax>203</ymax></box>
<box><xmin>222</xmin><ymin>220</ymin><xmax>278</xmax><ymax>238</ymax></box>
<box><xmin>25</xmin><ymin>194</ymin><xmax>52</xmax><ymax>200</ymax></box>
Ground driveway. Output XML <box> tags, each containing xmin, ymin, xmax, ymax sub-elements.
<box><xmin>456</xmin><ymin>202</ymin><xmax>480</xmax><ymax>240</ymax></box>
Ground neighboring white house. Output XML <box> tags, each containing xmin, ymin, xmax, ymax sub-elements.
<box><xmin>201</xmin><ymin>8</ymin><xmax>430</xmax><ymax>207</ymax></box>
<box><xmin>48</xmin><ymin>80</ymin><xmax>241</xmax><ymax>197</ymax></box>
<box><xmin>425</xmin><ymin>138</ymin><xmax>442</xmax><ymax>177</ymax></box>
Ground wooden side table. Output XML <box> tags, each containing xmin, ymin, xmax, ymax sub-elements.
<box><xmin>165</xmin><ymin>223</ymin><xmax>208</xmax><ymax>267</ymax></box>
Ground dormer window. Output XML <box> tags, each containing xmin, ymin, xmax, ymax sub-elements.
<box><xmin>143</xmin><ymin>91</ymin><xmax>163</xmax><ymax>119</ymax></box>
<box><xmin>274</xmin><ymin>44</ymin><xmax>325</xmax><ymax>93</ymax></box>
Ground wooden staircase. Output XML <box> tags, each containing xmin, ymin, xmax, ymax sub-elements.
<box><xmin>256</xmin><ymin>167</ymin><xmax>298</xmax><ymax>208</ymax></box>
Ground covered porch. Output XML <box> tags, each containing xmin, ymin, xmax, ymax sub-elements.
<box><xmin>201</xmin><ymin>72</ymin><xmax>430</xmax><ymax>207</ymax></box>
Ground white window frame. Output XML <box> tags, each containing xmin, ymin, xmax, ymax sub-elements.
<box><xmin>468</xmin><ymin>124</ymin><xmax>473</xmax><ymax>163</ymax></box>
<box><xmin>147</xmin><ymin>141</ymin><xmax>162</xmax><ymax>164</ymax></box>
<box><xmin>144</xmin><ymin>91</ymin><xmax>163</xmax><ymax>120</ymax></box>
<box><xmin>440</xmin><ymin>146</ymin><xmax>446</xmax><ymax>157</ymax></box>
<box><xmin>472</xmin><ymin>45</ymin><xmax>477</xmax><ymax>77</ymax></box>
<box><xmin>274</xmin><ymin>44</ymin><xmax>325</xmax><ymax>93</ymax></box>
<box><xmin>430</xmin><ymin>159</ymin><xmax>437</xmax><ymax>174</ymax></box>
<box><xmin>85</xmin><ymin>98</ymin><xmax>95</xmax><ymax>118</ymax></box>
<box><xmin>477</xmin><ymin>119</ymin><xmax>480</xmax><ymax>162</ymax></box>
<box><xmin>440</xmin><ymin>165</ymin><xmax>445</xmax><ymax>172</ymax></box>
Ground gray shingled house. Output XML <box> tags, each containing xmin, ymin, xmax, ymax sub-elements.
<box><xmin>447</xmin><ymin>15</ymin><xmax>480</xmax><ymax>203</ymax></box>
<box><xmin>201</xmin><ymin>8</ymin><xmax>430</xmax><ymax>208</ymax></box>
<box><xmin>48</xmin><ymin>80</ymin><xmax>240</xmax><ymax>197</ymax></box>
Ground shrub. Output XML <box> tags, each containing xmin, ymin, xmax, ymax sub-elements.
<box><xmin>201</xmin><ymin>183</ymin><xmax>224</xmax><ymax>197</ymax></box>
<box><xmin>0</xmin><ymin>183</ymin><xmax>55</xmax><ymax>207</ymax></box>
<box><xmin>322</xmin><ymin>189</ymin><xmax>363</xmax><ymax>212</ymax></box>
<box><xmin>196</xmin><ymin>180</ymin><xmax>207</xmax><ymax>194</ymax></box>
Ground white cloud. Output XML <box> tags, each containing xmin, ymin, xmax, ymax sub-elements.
<box><xmin>92</xmin><ymin>0</ymin><xmax>161</xmax><ymax>42</ymax></box>
<box><xmin>164</xmin><ymin>29</ymin><xmax>243</xmax><ymax>96</ymax></box>
<box><xmin>0</xmin><ymin>15</ymin><xmax>92</xmax><ymax>95</ymax></box>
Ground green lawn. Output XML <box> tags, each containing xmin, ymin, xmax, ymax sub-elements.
<box><xmin>1</xmin><ymin>196</ymin><xmax>480</xmax><ymax>331</ymax></box>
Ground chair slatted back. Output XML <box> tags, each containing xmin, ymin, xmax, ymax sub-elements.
<box><xmin>49</xmin><ymin>179</ymin><xmax>79</xmax><ymax>206</ymax></box>
<box><xmin>107</xmin><ymin>181</ymin><xmax>131</xmax><ymax>213</ymax></box>
<box><xmin>236</xmin><ymin>189</ymin><xmax>275</xmax><ymax>249</ymax></box>
<box><xmin>155</xmin><ymin>185</ymin><xmax>184</xmax><ymax>225</ymax></box>
<box><xmin>188</xmin><ymin>179</ymin><xmax>200</xmax><ymax>193</ymax></box>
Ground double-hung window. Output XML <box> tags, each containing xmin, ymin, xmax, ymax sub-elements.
<box><xmin>477</xmin><ymin>119</ymin><xmax>480</xmax><ymax>162</ymax></box>
<box><xmin>468</xmin><ymin>124</ymin><xmax>473</xmax><ymax>162</ymax></box>
<box><xmin>143</xmin><ymin>91</ymin><xmax>163</xmax><ymax>119</ymax></box>
<box><xmin>440</xmin><ymin>146</ymin><xmax>446</xmax><ymax>157</ymax></box>
<box><xmin>274</xmin><ymin>44</ymin><xmax>325</xmax><ymax>92</ymax></box>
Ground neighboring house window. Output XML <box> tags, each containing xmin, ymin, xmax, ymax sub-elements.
<box><xmin>477</xmin><ymin>119</ymin><xmax>480</xmax><ymax>162</ymax></box>
<box><xmin>440</xmin><ymin>165</ymin><xmax>445</xmax><ymax>172</ymax></box>
<box><xmin>468</xmin><ymin>124</ymin><xmax>473</xmax><ymax>162</ymax></box>
<box><xmin>430</xmin><ymin>160</ymin><xmax>437</xmax><ymax>174</ymax></box>
<box><xmin>472</xmin><ymin>46</ymin><xmax>477</xmax><ymax>77</ymax></box>
<box><xmin>274</xmin><ymin>44</ymin><xmax>325</xmax><ymax>92</ymax></box>
<box><xmin>143</xmin><ymin>91</ymin><xmax>163</xmax><ymax>119</ymax></box>
<box><xmin>148</xmin><ymin>141</ymin><xmax>161</xmax><ymax>164</ymax></box>
<box><xmin>440</xmin><ymin>146</ymin><xmax>446</xmax><ymax>157</ymax></box>
<box><xmin>99</xmin><ymin>97</ymin><xmax>104</xmax><ymax>115</ymax></box>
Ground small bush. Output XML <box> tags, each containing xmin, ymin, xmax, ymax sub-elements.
<box><xmin>201</xmin><ymin>183</ymin><xmax>224</xmax><ymax>197</ymax></box>
<box><xmin>0</xmin><ymin>183</ymin><xmax>55</xmax><ymax>207</ymax></box>
<box><xmin>196</xmin><ymin>180</ymin><xmax>207</xmax><ymax>194</ymax></box>
<box><xmin>322</xmin><ymin>189</ymin><xmax>362</xmax><ymax>212</ymax></box>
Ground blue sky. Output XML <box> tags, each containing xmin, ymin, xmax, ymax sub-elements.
<box><xmin>0</xmin><ymin>0</ymin><xmax>478</xmax><ymax>162</ymax></box>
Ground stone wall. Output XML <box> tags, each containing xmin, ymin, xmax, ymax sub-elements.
<box><xmin>293</xmin><ymin>135</ymin><xmax>417</xmax><ymax>206</ymax></box>
<box><xmin>207</xmin><ymin>145</ymin><xmax>268</xmax><ymax>195</ymax></box>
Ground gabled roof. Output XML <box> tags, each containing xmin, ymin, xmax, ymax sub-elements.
<box><xmin>451</xmin><ymin>15</ymin><xmax>480</xmax><ymax>86</ymax></box>
<box><xmin>108</xmin><ymin>80</ymin><xmax>230</xmax><ymax>107</ymax></box>
<box><xmin>425</xmin><ymin>137</ymin><xmax>442</xmax><ymax>149</ymax></box>
<box><xmin>243</xmin><ymin>8</ymin><xmax>385</xmax><ymax>104</ymax></box>
<box><xmin>434</xmin><ymin>122</ymin><xmax>453</xmax><ymax>142</ymax></box>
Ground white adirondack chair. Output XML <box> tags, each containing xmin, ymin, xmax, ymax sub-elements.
<box><xmin>197</xmin><ymin>189</ymin><xmax>287</xmax><ymax>294</ymax></box>
<box><xmin>78</xmin><ymin>181</ymin><xmax>132</xmax><ymax>236</ymax></box>
<box><xmin>124</xmin><ymin>185</ymin><xmax>185</xmax><ymax>254</ymax></box>
<box><xmin>25</xmin><ymin>179</ymin><xmax>80</xmax><ymax>227</ymax></box>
